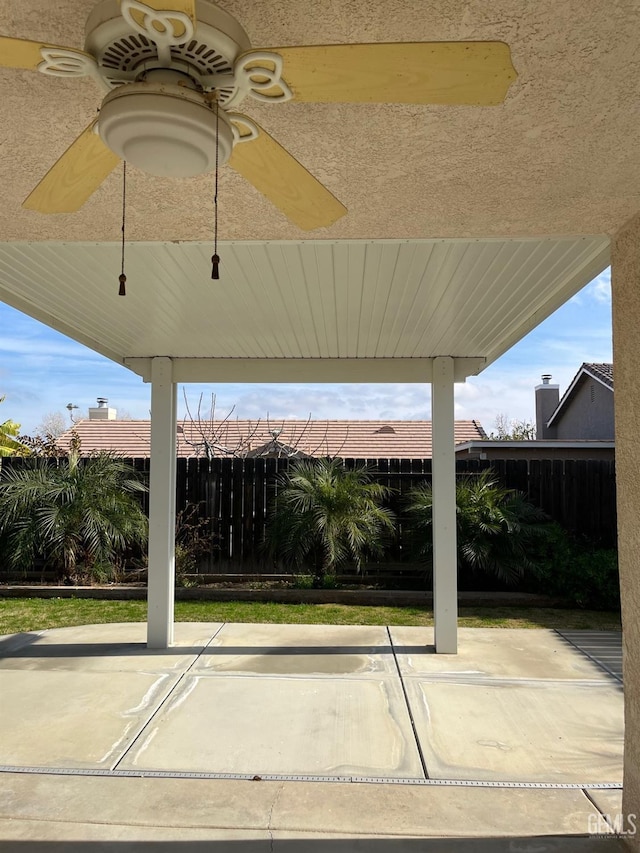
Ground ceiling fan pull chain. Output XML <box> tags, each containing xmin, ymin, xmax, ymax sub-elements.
<box><xmin>211</xmin><ymin>98</ymin><xmax>220</xmax><ymax>280</ymax></box>
<box><xmin>119</xmin><ymin>161</ymin><xmax>127</xmax><ymax>296</ymax></box>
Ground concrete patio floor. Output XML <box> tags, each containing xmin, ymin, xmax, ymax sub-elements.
<box><xmin>0</xmin><ymin>622</ymin><xmax>626</xmax><ymax>850</ymax></box>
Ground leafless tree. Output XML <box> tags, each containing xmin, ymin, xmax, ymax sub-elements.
<box><xmin>179</xmin><ymin>392</ymin><xmax>262</xmax><ymax>458</ymax></box>
<box><xmin>34</xmin><ymin>411</ymin><xmax>74</xmax><ymax>438</ymax></box>
<box><xmin>179</xmin><ymin>391</ymin><xmax>348</xmax><ymax>459</ymax></box>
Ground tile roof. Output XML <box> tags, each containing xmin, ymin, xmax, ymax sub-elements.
<box><xmin>584</xmin><ymin>362</ymin><xmax>613</xmax><ymax>389</ymax></box>
<box><xmin>56</xmin><ymin>419</ymin><xmax>487</xmax><ymax>459</ymax></box>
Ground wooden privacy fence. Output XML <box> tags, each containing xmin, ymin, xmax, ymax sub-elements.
<box><xmin>124</xmin><ymin>456</ymin><xmax>617</xmax><ymax>570</ymax></box>
<box><xmin>0</xmin><ymin>456</ymin><xmax>617</xmax><ymax>573</ymax></box>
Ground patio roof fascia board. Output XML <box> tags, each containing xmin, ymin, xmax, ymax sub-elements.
<box><xmin>479</xmin><ymin>238</ymin><xmax>610</xmax><ymax>368</ymax></box>
<box><xmin>125</xmin><ymin>357</ymin><xmax>487</xmax><ymax>384</ymax></box>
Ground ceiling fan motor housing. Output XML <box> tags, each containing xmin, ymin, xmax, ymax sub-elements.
<box><xmin>85</xmin><ymin>0</ymin><xmax>251</xmax><ymax>105</ymax></box>
<box><xmin>98</xmin><ymin>79</ymin><xmax>234</xmax><ymax>177</ymax></box>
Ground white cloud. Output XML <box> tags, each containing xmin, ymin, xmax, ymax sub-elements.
<box><xmin>569</xmin><ymin>268</ymin><xmax>611</xmax><ymax>307</ymax></box>
<box><xmin>0</xmin><ymin>335</ymin><xmax>91</xmax><ymax>359</ymax></box>
<box><xmin>178</xmin><ymin>383</ymin><xmax>432</xmax><ymax>423</ymax></box>
<box><xmin>455</xmin><ymin>376</ymin><xmax>536</xmax><ymax>431</ymax></box>
<box><xmin>588</xmin><ymin>270</ymin><xmax>612</xmax><ymax>305</ymax></box>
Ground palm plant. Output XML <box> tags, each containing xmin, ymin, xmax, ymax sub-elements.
<box><xmin>266</xmin><ymin>458</ymin><xmax>395</xmax><ymax>586</ymax></box>
<box><xmin>0</xmin><ymin>396</ymin><xmax>28</xmax><ymax>458</ymax></box>
<box><xmin>405</xmin><ymin>469</ymin><xmax>551</xmax><ymax>584</ymax></box>
<box><xmin>0</xmin><ymin>451</ymin><xmax>148</xmax><ymax>581</ymax></box>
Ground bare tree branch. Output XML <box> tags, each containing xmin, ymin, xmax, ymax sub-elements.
<box><xmin>179</xmin><ymin>391</ymin><xmax>350</xmax><ymax>459</ymax></box>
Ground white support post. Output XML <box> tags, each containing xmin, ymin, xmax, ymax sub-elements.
<box><xmin>431</xmin><ymin>356</ymin><xmax>458</xmax><ymax>654</ymax></box>
<box><xmin>147</xmin><ymin>357</ymin><xmax>177</xmax><ymax>649</ymax></box>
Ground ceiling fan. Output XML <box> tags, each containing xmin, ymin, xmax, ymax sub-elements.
<box><xmin>0</xmin><ymin>0</ymin><xmax>517</xmax><ymax>230</ymax></box>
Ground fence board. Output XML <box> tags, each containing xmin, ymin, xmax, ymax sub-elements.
<box><xmin>376</xmin><ymin>457</ymin><xmax>390</xmax><ymax>492</ymax></box>
<box><xmin>217</xmin><ymin>458</ymin><xmax>233</xmax><ymax>564</ymax></box>
<box><xmin>175</xmin><ymin>458</ymin><xmax>188</xmax><ymax>523</ymax></box>
<box><xmin>241</xmin><ymin>459</ymin><xmax>256</xmax><ymax>564</ymax></box>
<box><xmin>527</xmin><ymin>459</ymin><xmax>542</xmax><ymax>508</ymax></box>
<box><xmin>252</xmin><ymin>458</ymin><xmax>267</xmax><ymax>565</ymax></box>
<box><xmin>387</xmin><ymin>458</ymin><xmax>402</xmax><ymax>497</ymax></box>
<box><xmin>505</xmin><ymin>459</ymin><xmax>528</xmax><ymax>494</ymax></box>
<box><xmin>231</xmin><ymin>457</ymin><xmax>245</xmax><ymax>561</ymax></box>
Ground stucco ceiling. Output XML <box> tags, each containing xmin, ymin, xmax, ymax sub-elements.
<box><xmin>1</xmin><ymin>0</ymin><xmax>639</xmax><ymax>242</ymax></box>
<box><xmin>0</xmin><ymin>2</ymin><xmax>624</xmax><ymax>384</ymax></box>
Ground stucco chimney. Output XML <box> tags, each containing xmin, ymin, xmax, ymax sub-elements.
<box><xmin>535</xmin><ymin>375</ymin><xmax>559</xmax><ymax>439</ymax></box>
<box><xmin>88</xmin><ymin>397</ymin><xmax>117</xmax><ymax>420</ymax></box>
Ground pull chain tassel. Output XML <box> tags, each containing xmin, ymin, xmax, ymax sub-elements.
<box><xmin>212</xmin><ymin>99</ymin><xmax>220</xmax><ymax>280</ymax></box>
<box><xmin>119</xmin><ymin>161</ymin><xmax>128</xmax><ymax>296</ymax></box>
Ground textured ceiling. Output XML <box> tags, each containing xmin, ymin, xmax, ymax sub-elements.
<box><xmin>1</xmin><ymin>0</ymin><xmax>639</xmax><ymax>242</ymax></box>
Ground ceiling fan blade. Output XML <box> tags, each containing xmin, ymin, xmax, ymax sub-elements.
<box><xmin>229</xmin><ymin>119</ymin><xmax>346</xmax><ymax>231</ymax></box>
<box><xmin>23</xmin><ymin>121</ymin><xmax>121</xmax><ymax>214</ymax></box>
<box><xmin>243</xmin><ymin>42</ymin><xmax>516</xmax><ymax>106</ymax></box>
<box><xmin>0</xmin><ymin>36</ymin><xmax>92</xmax><ymax>71</ymax></box>
<box><xmin>119</xmin><ymin>0</ymin><xmax>196</xmax><ymax>29</ymax></box>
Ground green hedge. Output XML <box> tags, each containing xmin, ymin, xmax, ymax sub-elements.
<box><xmin>527</xmin><ymin>523</ymin><xmax>619</xmax><ymax>610</ymax></box>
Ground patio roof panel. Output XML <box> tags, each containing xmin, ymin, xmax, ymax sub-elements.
<box><xmin>0</xmin><ymin>236</ymin><xmax>609</xmax><ymax>382</ymax></box>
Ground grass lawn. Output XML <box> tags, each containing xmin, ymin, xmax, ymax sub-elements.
<box><xmin>0</xmin><ymin>596</ymin><xmax>622</xmax><ymax>636</ymax></box>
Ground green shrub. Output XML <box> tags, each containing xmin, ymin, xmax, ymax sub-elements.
<box><xmin>174</xmin><ymin>502</ymin><xmax>217</xmax><ymax>583</ymax></box>
<box><xmin>405</xmin><ymin>470</ymin><xmax>553</xmax><ymax>585</ymax></box>
<box><xmin>530</xmin><ymin>526</ymin><xmax>620</xmax><ymax>610</ymax></box>
<box><xmin>0</xmin><ymin>452</ymin><xmax>148</xmax><ymax>583</ymax></box>
<box><xmin>265</xmin><ymin>458</ymin><xmax>395</xmax><ymax>587</ymax></box>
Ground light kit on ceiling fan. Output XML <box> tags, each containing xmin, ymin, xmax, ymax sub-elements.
<box><xmin>97</xmin><ymin>72</ymin><xmax>236</xmax><ymax>178</ymax></box>
<box><xmin>2</xmin><ymin>0</ymin><xmax>517</xmax><ymax>232</ymax></box>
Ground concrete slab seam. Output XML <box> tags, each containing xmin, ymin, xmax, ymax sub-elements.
<box><xmin>110</xmin><ymin>622</ymin><xmax>227</xmax><ymax>771</ymax></box>
<box><xmin>266</xmin><ymin>782</ymin><xmax>284</xmax><ymax>852</ymax></box>
<box><xmin>386</xmin><ymin>625</ymin><xmax>429</xmax><ymax>779</ymax></box>
<box><xmin>582</xmin><ymin>787</ymin><xmax>621</xmax><ymax>833</ymax></box>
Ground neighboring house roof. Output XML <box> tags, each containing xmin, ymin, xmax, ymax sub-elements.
<box><xmin>547</xmin><ymin>362</ymin><xmax>613</xmax><ymax>427</ymax></box>
<box><xmin>455</xmin><ymin>439</ymin><xmax>616</xmax><ymax>461</ymax></box>
<box><xmin>456</xmin><ymin>440</ymin><xmax>615</xmax><ymax>450</ymax></box>
<box><xmin>56</xmin><ymin>419</ymin><xmax>487</xmax><ymax>459</ymax></box>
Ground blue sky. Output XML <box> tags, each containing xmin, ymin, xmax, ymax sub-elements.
<box><xmin>0</xmin><ymin>268</ymin><xmax>612</xmax><ymax>436</ymax></box>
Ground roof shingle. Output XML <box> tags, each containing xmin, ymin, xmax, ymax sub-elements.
<box><xmin>584</xmin><ymin>362</ymin><xmax>613</xmax><ymax>389</ymax></box>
